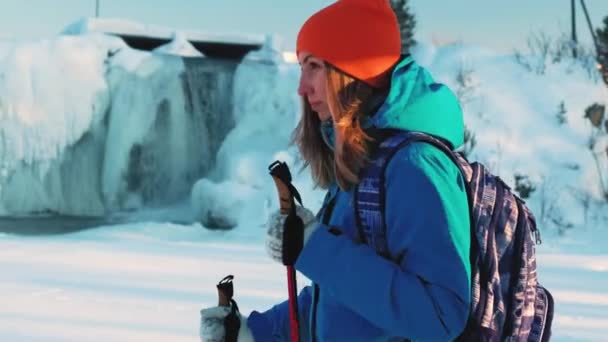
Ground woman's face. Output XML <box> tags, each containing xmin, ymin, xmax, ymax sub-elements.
<box><xmin>297</xmin><ymin>52</ymin><xmax>331</xmax><ymax>121</ymax></box>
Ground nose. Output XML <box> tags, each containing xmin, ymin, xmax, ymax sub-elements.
<box><xmin>298</xmin><ymin>75</ymin><xmax>311</xmax><ymax>97</ymax></box>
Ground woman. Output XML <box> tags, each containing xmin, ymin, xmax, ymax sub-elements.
<box><xmin>200</xmin><ymin>0</ymin><xmax>471</xmax><ymax>341</ymax></box>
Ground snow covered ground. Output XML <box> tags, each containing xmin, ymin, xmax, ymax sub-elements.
<box><xmin>0</xmin><ymin>21</ymin><xmax>607</xmax><ymax>341</ymax></box>
<box><xmin>0</xmin><ymin>222</ymin><xmax>606</xmax><ymax>342</ymax></box>
<box><xmin>0</xmin><ymin>223</ymin><xmax>280</xmax><ymax>342</ymax></box>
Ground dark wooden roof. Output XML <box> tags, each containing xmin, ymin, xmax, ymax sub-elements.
<box><xmin>108</xmin><ymin>33</ymin><xmax>263</xmax><ymax>60</ymax></box>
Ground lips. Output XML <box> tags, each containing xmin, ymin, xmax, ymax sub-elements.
<box><xmin>309</xmin><ymin>101</ymin><xmax>322</xmax><ymax>108</ymax></box>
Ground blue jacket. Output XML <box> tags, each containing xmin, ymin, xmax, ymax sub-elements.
<box><xmin>248</xmin><ymin>56</ymin><xmax>471</xmax><ymax>341</ymax></box>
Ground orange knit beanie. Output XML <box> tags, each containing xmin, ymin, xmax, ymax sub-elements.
<box><xmin>296</xmin><ymin>0</ymin><xmax>401</xmax><ymax>88</ymax></box>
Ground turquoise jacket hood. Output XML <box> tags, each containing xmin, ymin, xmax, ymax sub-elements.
<box><xmin>371</xmin><ymin>55</ymin><xmax>464</xmax><ymax>149</ymax></box>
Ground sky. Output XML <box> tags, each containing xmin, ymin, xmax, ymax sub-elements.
<box><xmin>1</xmin><ymin>0</ymin><xmax>608</xmax><ymax>52</ymax></box>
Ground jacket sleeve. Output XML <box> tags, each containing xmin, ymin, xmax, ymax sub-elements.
<box><xmin>247</xmin><ymin>285</ymin><xmax>312</xmax><ymax>341</ymax></box>
<box><xmin>295</xmin><ymin>144</ymin><xmax>471</xmax><ymax>341</ymax></box>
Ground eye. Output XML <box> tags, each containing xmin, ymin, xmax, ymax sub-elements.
<box><xmin>299</xmin><ymin>58</ymin><xmax>324</xmax><ymax>73</ymax></box>
<box><xmin>309</xmin><ymin>61</ymin><xmax>321</xmax><ymax>69</ymax></box>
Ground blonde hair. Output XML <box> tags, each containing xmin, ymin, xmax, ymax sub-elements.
<box><xmin>292</xmin><ymin>63</ymin><xmax>384</xmax><ymax>190</ymax></box>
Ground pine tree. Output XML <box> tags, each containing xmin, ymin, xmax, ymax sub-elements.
<box><xmin>598</xmin><ymin>17</ymin><xmax>608</xmax><ymax>86</ymax></box>
<box><xmin>597</xmin><ymin>16</ymin><xmax>608</xmax><ymax>49</ymax></box>
<box><xmin>390</xmin><ymin>0</ymin><xmax>417</xmax><ymax>53</ymax></box>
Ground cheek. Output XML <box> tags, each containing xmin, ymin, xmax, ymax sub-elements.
<box><xmin>316</xmin><ymin>75</ymin><xmax>331</xmax><ymax>116</ymax></box>
<box><xmin>314</xmin><ymin>75</ymin><xmax>327</xmax><ymax>97</ymax></box>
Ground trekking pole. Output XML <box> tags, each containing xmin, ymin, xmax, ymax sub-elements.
<box><xmin>216</xmin><ymin>275</ymin><xmax>241</xmax><ymax>342</ymax></box>
<box><xmin>268</xmin><ymin>160</ymin><xmax>302</xmax><ymax>342</ymax></box>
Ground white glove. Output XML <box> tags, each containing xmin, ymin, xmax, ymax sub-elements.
<box><xmin>199</xmin><ymin>305</ymin><xmax>253</xmax><ymax>342</ymax></box>
<box><xmin>265</xmin><ymin>205</ymin><xmax>317</xmax><ymax>264</ymax></box>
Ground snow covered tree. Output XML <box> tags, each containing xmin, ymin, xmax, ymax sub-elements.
<box><xmin>556</xmin><ymin>101</ymin><xmax>567</xmax><ymax>125</ymax></box>
<box><xmin>584</xmin><ymin>103</ymin><xmax>608</xmax><ymax>201</ymax></box>
<box><xmin>390</xmin><ymin>0</ymin><xmax>416</xmax><ymax>53</ymax></box>
<box><xmin>514</xmin><ymin>173</ymin><xmax>536</xmax><ymax>200</ymax></box>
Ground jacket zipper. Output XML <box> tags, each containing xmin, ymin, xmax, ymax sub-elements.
<box><xmin>310</xmin><ymin>188</ymin><xmax>336</xmax><ymax>342</ymax></box>
<box><xmin>311</xmin><ymin>284</ymin><xmax>320</xmax><ymax>342</ymax></box>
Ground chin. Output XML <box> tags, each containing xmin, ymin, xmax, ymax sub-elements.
<box><xmin>317</xmin><ymin>114</ymin><xmax>331</xmax><ymax>122</ymax></box>
<box><xmin>314</xmin><ymin>109</ymin><xmax>330</xmax><ymax>120</ymax></box>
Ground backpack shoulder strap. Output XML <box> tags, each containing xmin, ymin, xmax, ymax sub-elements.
<box><xmin>355</xmin><ymin>130</ymin><xmax>469</xmax><ymax>257</ymax></box>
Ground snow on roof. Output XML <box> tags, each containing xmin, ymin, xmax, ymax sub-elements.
<box><xmin>153</xmin><ymin>31</ymin><xmax>205</xmax><ymax>57</ymax></box>
<box><xmin>62</xmin><ymin>17</ymin><xmax>266</xmax><ymax>47</ymax></box>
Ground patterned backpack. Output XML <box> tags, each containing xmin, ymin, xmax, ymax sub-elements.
<box><xmin>355</xmin><ymin>131</ymin><xmax>555</xmax><ymax>341</ymax></box>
